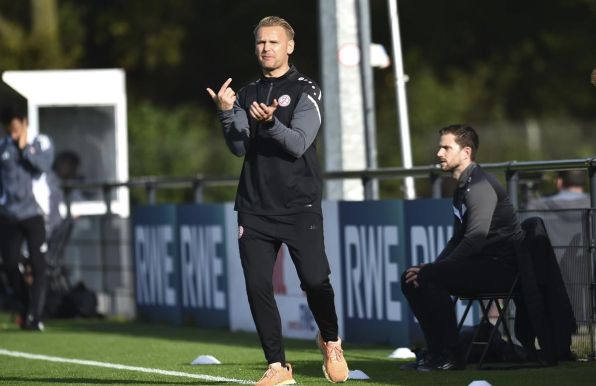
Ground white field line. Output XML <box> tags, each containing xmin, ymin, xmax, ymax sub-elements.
<box><xmin>0</xmin><ymin>348</ymin><xmax>254</xmax><ymax>384</ymax></box>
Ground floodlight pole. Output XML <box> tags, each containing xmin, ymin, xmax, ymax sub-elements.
<box><xmin>356</xmin><ymin>0</ymin><xmax>379</xmax><ymax>200</ymax></box>
<box><xmin>388</xmin><ymin>0</ymin><xmax>416</xmax><ymax>199</ymax></box>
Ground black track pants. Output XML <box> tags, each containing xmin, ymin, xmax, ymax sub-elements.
<box><xmin>238</xmin><ymin>212</ymin><xmax>339</xmax><ymax>365</ymax></box>
<box><xmin>0</xmin><ymin>214</ymin><xmax>48</xmax><ymax>321</ymax></box>
<box><xmin>401</xmin><ymin>258</ymin><xmax>517</xmax><ymax>355</ymax></box>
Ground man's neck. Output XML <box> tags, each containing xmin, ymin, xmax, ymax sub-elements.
<box><xmin>564</xmin><ymin>186</ymin><xmax>585</xmax><ymax>194</ymax></box>
<box><xmin>262</xmin><ymin>64</ymin><xmax>290</xmax><ymax>78</ymax></box>
<box><xmin>452</xmin><ymin>161</ymin><xmax>472</xmax><ymax>180</ymax></box>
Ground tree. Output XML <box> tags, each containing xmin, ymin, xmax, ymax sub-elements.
<box><xmin>2</xmin><ymin>0</ymin><xmax>594</xmax><ymax>202</ymax></box>
<box><xmin>0</xmin><ymin>0</ymin><xmax>81</xmax><ymax>69</ymax></box>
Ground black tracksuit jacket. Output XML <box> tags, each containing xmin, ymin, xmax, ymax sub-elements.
<box><xmin>437</xmin><ymin>163</ymin><xmax>523</xmax><ymax>262</ymax></box>
<box><xmin>218</xmin><ymin>66</ymin><xmax>323</xmax><ymax>215</ymax></box>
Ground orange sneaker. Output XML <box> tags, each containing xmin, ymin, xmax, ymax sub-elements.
<box><xmin>316</xmin><ymin>331</ymin><xmax>349</xmax><ymax>383</ymax></box>
<box><xmin>255</xmin><ymin>363</ymin><xmax>296</xmax><ymax>386</ymax></box>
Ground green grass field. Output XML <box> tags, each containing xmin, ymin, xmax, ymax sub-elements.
<box><xmin>1</xmin><ymin>313</ymin><xmax>594</xmax><ymax>386</ymax></box>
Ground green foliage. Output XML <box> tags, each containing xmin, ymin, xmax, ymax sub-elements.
<box><xmin>0</xmin><ymin>2</ymin><xmax>28</xmax><ymax>69</ymax></box>
<box><xmin>56</xmin><ymin>1</ymin><xmax>85</xmax><ymax>66</ymax></box>
<box><xmin>0</xmin><ymin>0</ymin><xmax>80</xmax><ymax>70</ymax></box>
<box><xmin>1</xmin><ymin>0</ymin><xmax>594</xmax><ymax>202</ymax></box>
<box><xmin>371</xmin><ymin>0</ymin><xmax>596</xmax><ymax>193</ymax></box>
<box><xmin>82</xmin><ymin>0</ymin><xmax>189</xmax><ymax>71</ymax></box>
<box><xmin>127</xmin><ymin>101</ymin><xmax>241</xmax><ymax>203</ymax></box>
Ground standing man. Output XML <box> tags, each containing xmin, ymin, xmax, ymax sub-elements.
<box><xmin>0</xmin><ymin>105</ymin><xmax>54</xmax><ymax>331</ymax></box>
<box><xmin>401</xmin><ymin>124</ymin><xmax>522</xmax><ymax>371</ymax></box>
<box><xmin>207</xmin><ymin>16</ymin><xmax>349</xmax><ymax>385</ymax></box>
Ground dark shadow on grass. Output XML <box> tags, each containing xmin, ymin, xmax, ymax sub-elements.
<box><xmin>42</xmin><ymin>317</ymin><xmax>266</xmax><ymax>351</ymax></box>
<box><xmin>41</xmin><ymin>316</ymin><xmax>360</xmax><ymax>354</ymax></box>
<box><xmin>471</xmin><ymin>362</ymin><xmax>551</xmax><ymax>370</ymax></box>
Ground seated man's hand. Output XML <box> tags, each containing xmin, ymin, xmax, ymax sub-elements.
<box><xmin>405</xmin><ymin>264</ymin><xmax>426</xmax><ymax>288</ymax></box>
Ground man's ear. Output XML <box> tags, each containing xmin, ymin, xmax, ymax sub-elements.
<box><xmin>287</xmin><ymin>39</ymin><xmax>295</xmax><ymax>55</ymax></box>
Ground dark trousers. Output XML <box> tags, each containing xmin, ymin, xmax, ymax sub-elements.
<box><xmin>0</xmin><ymin>214</ymin><xmax>48</xmax><ymax>321</ymax></box>
<box><xmin>238</xmin><ymin>212</ymin><xmax>338</xmax><ymax>365</ymax></box>
<box><xmin>401</xmin><ymin>258</ymin><xmax>517</xmax><ymax>355</ymax></box>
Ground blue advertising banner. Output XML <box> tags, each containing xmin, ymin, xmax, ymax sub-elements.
<box><xmin>339</xmin><ymin>200</ymin><xmax>408</xmax><ymax>345</ymax></box>
<box><xmin>404</xmin><ymin>199</ymin><xmax>453</xmax><ymax>267</ymax></box>
<box><xmin>404</xmin><ymin>198</ymin><xmax>453</xmax><ymax>345</ymax></box>
<box><xmin>177</xmin><ymin>204</ymin><xmax>229</xmax><ymax>329</ymax></box>
<box><xmin>130</xmin><ymin>198</ymin><xmax>477</xmax><ymax>348</ymax></box>
<box><xmin>132</xmin><ymin>205</ymin><xmax>181</xmax><ymax>324</ymax></box>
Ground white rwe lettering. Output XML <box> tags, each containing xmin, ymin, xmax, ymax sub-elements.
<box><xmin>345</xmin><ymin>225</ymin><xmax>401</xmax><ymax>321</ymax></box>
<box><xmin>410</xmin><ymin>225</ymin><xmax>453</xmax><ymax>265</ymax></box>
<box><xmin>384</xmin><ymin>226</ymin><xmax>400</xmax><ymax>321</ymax></box>
<box><xmin>180</xmin><ymin>225</ymin><xmax>226</xmax><ymax>310</ymax></box>
<box><xmin>361</xmin><ymin>226</ymin><xmax>383</xmax><ymax>320</ymax></box>
<box><xmin>345</xmin><ymin>225</ymin><xmax>363</xmax><ymax>318</ymax></box>
<box><xmin>134</xmin><ymin>225</ymin><xmax>176</xmax><ymax>306</ymax></box>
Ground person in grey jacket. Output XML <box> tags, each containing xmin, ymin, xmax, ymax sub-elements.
<box><xmin>401</xmin><ymin>124</ymin><xmax>522</xmax><ymax>371</ymax></box>
<box><xmin>0</xmin><ymin>105</ymin><xmax>54</xmax><ymax>331</ymax></box>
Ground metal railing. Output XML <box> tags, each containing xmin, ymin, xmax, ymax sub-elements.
<box><xmin>61</xmin><ymin>157</ymin><xmax>596</xmax><ymax>212</ymax></box>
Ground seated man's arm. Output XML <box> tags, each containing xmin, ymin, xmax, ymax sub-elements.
<box><xmin>435</xmin><ymin>217</ymin><xmax>461</xmax><ymax>262</ymax></box>
<box><xmin>441</xmin><ymin>179</ymin><xmax>497</xmax><ymax>261</ymax></box>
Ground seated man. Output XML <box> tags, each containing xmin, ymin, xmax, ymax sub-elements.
<box><xmin>401</xmin><ymin>124</ymin><xmax>522</xmax><ymax>371</ymax></box>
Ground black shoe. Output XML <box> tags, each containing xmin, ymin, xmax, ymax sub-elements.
<box><xmin>400</xmin><ymin>350</ymin><xmax>440</xmax><ymax>371</ymax></box>
<box><xmin>417</xmin><ymin>352</ymin><xmax>465</xmax><ymax>372</ymax></box>
<box><xmin>21</xmin><ymin>315</ymin><xmax>45</xmax><ymax>332</ymax></box>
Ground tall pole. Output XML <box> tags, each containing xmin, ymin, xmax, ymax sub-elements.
<box><xmin>356</xmin><ymin>0</ymin><xmax>379</xmax><ymax>200</ymax></box>
<box><xmin>319</xmin><ymin>0</ymin><xmax>369</xmax><ymax>201</ymax></box>
<box><xmin>388</xmin><ymin>0</ymin><xmax>416</xmax><ymax>199</ymax></box>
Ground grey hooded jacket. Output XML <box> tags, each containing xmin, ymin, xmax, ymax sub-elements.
<box><xmin>0</xmin><ymin>133</ymin><xmax>54</xmax><ymax>221</ymax></box>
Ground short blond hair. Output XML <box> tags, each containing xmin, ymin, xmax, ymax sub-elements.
<box><xmin>253</xmin><ymin>16</ymin><xmax>295</xmax><ymax>40</ymax></box>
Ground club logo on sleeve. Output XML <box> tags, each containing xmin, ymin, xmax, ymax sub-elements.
<box><xmin>278</xmin><ymin>95</ymin><xmax>291</xmax><ymax>107</ymax></box>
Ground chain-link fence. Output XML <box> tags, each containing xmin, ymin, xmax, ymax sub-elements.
<box><xmin>57</xmin><ymin>215</ymin><xmax>134</xmax><ymax>318</ymax></box>
<box><xmin>519</xmin><ymin>208</ymin><xmax>595</xmax><ymax>359</ymax></box>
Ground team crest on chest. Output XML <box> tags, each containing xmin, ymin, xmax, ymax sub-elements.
<box><xmin>277</xmin><ymin>94</ymin><xmax>291</xmax><ymax>107</ymax></box>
